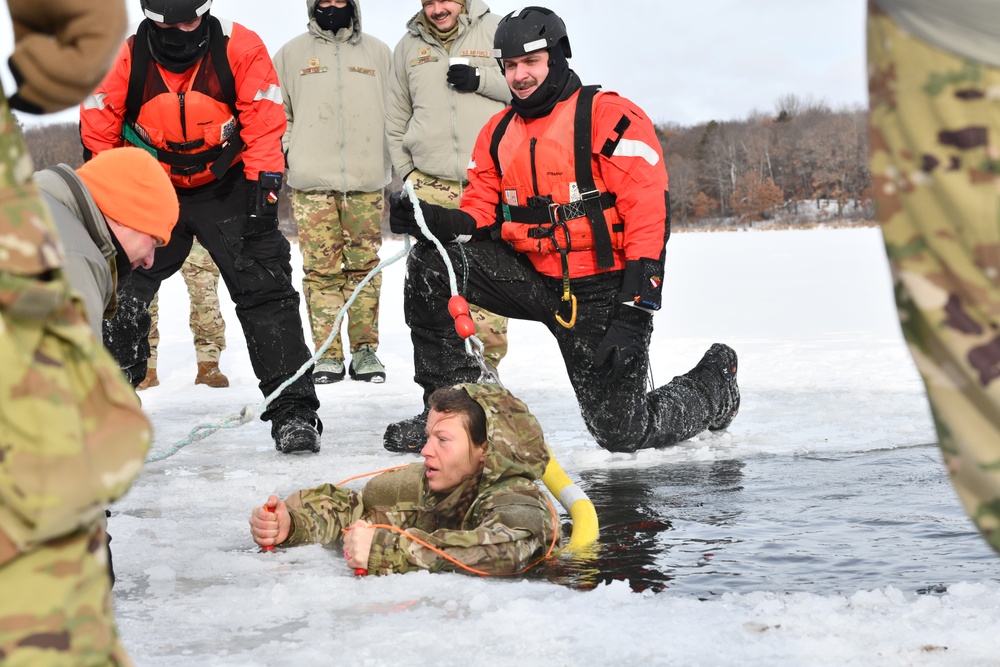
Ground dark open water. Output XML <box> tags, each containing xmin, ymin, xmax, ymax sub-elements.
<box><xmin>531</xmin><ymin>444</ymin><xmax>1000</xmax><ymax>597</ymax></box>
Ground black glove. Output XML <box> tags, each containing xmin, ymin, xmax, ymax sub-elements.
<box><xmin>388</xmin><ymin>190</ymin><xmax>476</xmax><ymax>243</ymax></box>
<box><xmin>594</xmin><ymin>303</ymin><xmax>650</xmax><ymax>383</ymax></box>
<box><xmin>447</xmin><ymin>64</ymin><xmax>480</xmax><ymax>92</ymax></box>
<box><xmin>618</xmin><ymin>258</ymin><xmax>665</xmax><ymax>311</ymax></box>
<box><xmin>245</xmin><ymin>172</ymin><xmax>283</xmax><ymax>237</ymax></box>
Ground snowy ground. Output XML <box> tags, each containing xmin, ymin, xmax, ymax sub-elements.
<box><xmin>113</xmin><ymin>227</ymin><xmax>1000</xmax><ymax>666</ymax></box>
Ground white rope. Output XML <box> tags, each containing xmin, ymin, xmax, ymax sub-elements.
<box><xmin>145</xmin><ymin>180</ymin><xmax>495</xmax><ymax>463</ymax></box>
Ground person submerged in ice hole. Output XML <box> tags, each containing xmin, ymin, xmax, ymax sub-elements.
<box><xmin>249</xmin><ymin>384</ymin><xmax>558</xmax><ymax>574</ymax></box>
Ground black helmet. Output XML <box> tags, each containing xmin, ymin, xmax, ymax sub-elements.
<box><xmin>492</xmin><ymin>7</ymin><xmax>572</xmax><ymax>61</ymax></box>
<box><xmin>140</xmin><ymin>0</ymin><xmax>212</xmax><ymax>24</ymax></box>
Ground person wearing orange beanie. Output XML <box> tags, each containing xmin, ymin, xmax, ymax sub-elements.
<box><xmin>33</xmin><ymin>146</ymin><xmax>179</xmax><ymax>339</ymax></box>
<box><xmin>76</xmin><ymin>146</ymin><xmax>179</xmax><ymax>248</ymax></box>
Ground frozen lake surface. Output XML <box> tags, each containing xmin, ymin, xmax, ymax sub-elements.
<box><xmin>115</xmin><ymin>228</ymin><xmax>1000</xmax><ymax>666</ymax></box>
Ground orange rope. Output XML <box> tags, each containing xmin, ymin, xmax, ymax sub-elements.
<box><xmin>335</xmin><ymin>465</ymin><xmax>408</xmax><ymax>487</ymax></box>
<box><xmin>344</xmin><ymin>495</ymin><xmax>561</xmax><ymax>577</ymax></box>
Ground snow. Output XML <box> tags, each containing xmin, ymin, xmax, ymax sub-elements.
<box><xmin>114</xmin><ymin>227</ymin><xmax>1000</xmax><ymax>666</ymax></box>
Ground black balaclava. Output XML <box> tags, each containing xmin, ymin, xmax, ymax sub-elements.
<box><xmin>314</xmin><ymin>2</ymin><xmax>355</xmax><ymax>33</ymax></box>
<box><xmin>510</xmin><ymin>43</ymin><xmax>582</xmax><ymax>119</ymax></box>
<box><xmin>147</xmin><ymin>17</ymin><xmax>211</xmax><ymax>73</ymax></box>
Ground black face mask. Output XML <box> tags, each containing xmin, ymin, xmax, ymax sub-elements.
<box><xmin>314</xmin><ymin>4</ymin><xmax>354</xmax><ymax>33</ymax></box>
<box><xmin>147</xmin><ymin>19</ymin><xmax>210</xmax><ymax>73</ymax></box>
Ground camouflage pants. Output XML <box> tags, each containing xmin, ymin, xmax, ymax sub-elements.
<box><xmin>146</xmin><ymin>239</ymin><xmax>226</xmax><ymax>368</ymax></box>
<box><xmin>869</xmin><ymin>5</ymin><xmax>1000</xmax><ymax>554</ymax></box>
<box><xmin>0</xmin><ymin>525</ymin><xmax>131</xmax><ymax>666</ymax></box>
<box><xmin>408</xmin><ymin>168</ymin><xmax>509</xmax><ymax>367</ymax></box>
<box><xmin>293</xmin><ymin>189</ymin><xmax>382</xmax><ymax>361</ymax></box>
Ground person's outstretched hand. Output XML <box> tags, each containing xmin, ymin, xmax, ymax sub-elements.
<box><xmin>249</xmin><ymin>495</ymin><xmax>291</xmax><ymax>548</ymax></box>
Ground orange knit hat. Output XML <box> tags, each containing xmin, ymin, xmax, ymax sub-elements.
<box><xmin>76</xmin><ymin>147</ymin><xmax>179</xmax><ymax>245</ymax></box>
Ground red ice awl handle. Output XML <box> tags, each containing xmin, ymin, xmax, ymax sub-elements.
<box><xmin>355</xmin><ymin>568</ymin><xmax>368</xmax><ymax>576</ymax></box>
<box><xmin>262</xmin><ymin>502</ymin><xmax>276</xmax><ymax>552</ymax></box>
<box><xmin>448</xmin><ymin>295</ymin><xmax>475</xmax><ymax>339</ymax></box>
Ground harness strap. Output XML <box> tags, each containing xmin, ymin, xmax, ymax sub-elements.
<box><xmin>574</xmin><ymin>85</ymin><xmax>616</xmax><ymax>269</ymax></box>
<box><xmin>489</xmin><ymin>108</ymin><xmax>517</xmax><ymax>178</ymax></box>
<box><xmin>505</xmin><ymin>191</ymin><xmax>619</xmax><ymax>228</ymax></box>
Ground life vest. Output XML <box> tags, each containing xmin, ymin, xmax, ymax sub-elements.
<box><xmin>491</xmin><ymin>86</ymin><xmax>623</xmax><ymax>273</ymax></box>
<box><xmin>123</xmin><ymin>18</ymin><xmax>243</xmax><ymax>189</ymax></box>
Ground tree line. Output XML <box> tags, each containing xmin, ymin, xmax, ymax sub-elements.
<box><xmin>660</xmin><ymin>95</ymin><xmax>872</xmax><ymax>228</ymax></box>
<box><xmin>21</xmin><ymin>94</ymin><xmax>873</xmax><ymax>233</ymax></box>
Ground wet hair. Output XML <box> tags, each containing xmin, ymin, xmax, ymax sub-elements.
<box><xmin>428</xmin><ymin>387</ymin><xmax>488</xmax><ymax>447</ymax></box>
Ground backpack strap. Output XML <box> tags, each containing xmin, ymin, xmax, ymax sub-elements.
<box><xmin>48</xmin><ymin>164</ymin><xmax>119</xmax><ymax>318</ymax></box>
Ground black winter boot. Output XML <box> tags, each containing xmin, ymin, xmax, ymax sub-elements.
<box><xmin>695</xmin><ymin>343</ymin><xmax>740</xmax><ymax>431</ymax></box>
<box><xmin>272</xmin><ymin>410</ymin><xmax>323</xmax><ymax>454</ymax></box>
<box><xmin>383</xmin><ymin>408</ymin><xmax>429</xmax><ymax>453</ymax></box>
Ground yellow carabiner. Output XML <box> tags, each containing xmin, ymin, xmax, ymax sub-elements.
<box><xmin>554</xmin><ymin>293</ymin><xmax>577</xmax><ymax>329</ymax></box>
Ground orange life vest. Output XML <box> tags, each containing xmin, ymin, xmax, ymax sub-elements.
<box><xmin>123</xmin><ymin>18</ymin><xmax>243</xmax><ymax>189</ymax></box>
<box><xmin>493</xmin><ymin>87</ymin><xmax>622</xmax><ymax>270</ymax></box>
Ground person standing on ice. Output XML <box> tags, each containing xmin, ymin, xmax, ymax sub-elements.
<box><xmin>79</xmin><ymin>0</ymin><xmax>324</xmax><ymax>454</ymax></box>
<box><xmin>383</xmin><ymin>6</ymin><xmax>740</xmax><ymax>453</ymax></box>
<box><xmin>249</xmin><ymin>384</ymin><xmax>557</xmax><ymax>575</ymax></box>
<box><xmin>273</xmin><ymin>0</ymin><xmax>391</xmax><ymax>385</ymax></box>
<box><xmin>385</xmin><ymin>0</ymin><xmax>511</xmax><ymax>371</ymax></box>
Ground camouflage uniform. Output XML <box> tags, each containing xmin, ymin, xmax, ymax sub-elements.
<box><xmin>147</xmin><ymin>239</ymin><xmax>226</xmax><ymax>369</ymax></box>
<box><xmin>869</xmin><ymin>2</ymin><xmax>1000</xmax><ymax>553</ymax></box>
<box><xmin>0</xmin><ymin>95</ymin><xmax>149</xmax><ymax>665</ymax></box>
<box><xmin>293</xmin><ymin>190</ymin><xmax>381</xmax><ymax>362</ymax></box>
<box><xmin>409</xmin><ymin>168</ymin><xmax>509</xmax><ymax>367</ymax></box>
<box><xmin>281</xmin><ymin>384</ymin><xmax>556</xmax><ymax>574</ymax></box>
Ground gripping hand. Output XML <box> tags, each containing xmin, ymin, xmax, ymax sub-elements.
<box><xmin>447</xmin><ymin>64</ymin><xmax>480</xmax><ymax>92</ymax></box>
<box><xmin>593</xmin><ymin>303</ymin><xmax>650</xmax><ymax>383</ymax></box>
<box><xmin>388</xmin><ymin>190</ymin><xmax>476</xmax><ymax>243</ymax></box>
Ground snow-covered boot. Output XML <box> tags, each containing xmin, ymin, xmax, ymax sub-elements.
<box><xmin>272</xmin><ymin>411</ymin><xmax>323</xmax><ymax>454</ymax></box>
<box><xmin>195</xmin><ymin>361</ymin><xmax>229</xmax><ymax>388</ymax></box>
<box><xmin>383</xmin><ymin>408</ymin><xmax>429</xmax><ymax>453</ymax></box>
<box><xmin>695</xmin><ymin>343</ymin><xmax>740</xmax><ymax>431</ymax></box>
<box><xmin>313</xmin><ymin>358</ymin><xmax>345</xmax><ymax>384</ymax></box>
<box><xmin>349</xmin><ymin>345</ymin><xmax>386</xmax><ymax>383</ymax></box>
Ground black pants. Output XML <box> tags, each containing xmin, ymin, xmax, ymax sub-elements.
<box><xmin>102</xmin><ymin>168</ymin><xmax>318</xmax><ymax>422</ymax></box>
<box><xmin>404</xmin><ymin>240</ymin><xmax>719</xmax><ymax>452</ymax></box>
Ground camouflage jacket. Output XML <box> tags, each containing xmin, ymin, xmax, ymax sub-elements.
<box><xmin>0</xmin><ymin>99</ymin><xmax>150</xmax><ymax>565</ymax></box>
<box><xmin>283</xmin><ymin>384</ymin><xmax>557</xmax><ymax>574</ymax></box>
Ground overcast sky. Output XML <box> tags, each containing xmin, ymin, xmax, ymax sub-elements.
<box><xmin>0</xmin><ymin>0</ymin><xmax>868</xmax><ymax>127</ymax></box>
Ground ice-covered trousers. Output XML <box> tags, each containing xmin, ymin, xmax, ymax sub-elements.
<box><xmin>102</xmin><ymin>166</ymin><xmax>318</xmax><ymax>422</ymax></box>
<box><xmin>404</xmin><ymin>240</ymin><xmax>719</xmax><ymax>452</ymax></box>
<box><xmin>869</xmin><ymin>6</ymin><xmax>1000</xmax><ymax>554</ymax></box>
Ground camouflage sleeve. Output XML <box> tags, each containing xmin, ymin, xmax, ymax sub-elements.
<box><xmin>281</xmin><ymin>483</ymin><xmax>365</xmax><ymax>547</ymax></box>
<box><xmin>0</xmin><ymin>95</ymin><xmax>150</xmax><ymax>557</ymax></box>
<box><xmin>366</xmin><ymin>491</ymin><xmax>554</xmax><ymax>575</ymax></box>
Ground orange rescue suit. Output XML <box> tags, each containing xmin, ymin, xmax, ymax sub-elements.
<box><xmin>127</xmin><ymin>43</ymin><xmax>239</xmax><ymax>188</ymax></box>
<box><xmin>80</xmin><ymin>18</ymin><xmax>285</xmax><ymax>189</ymax></box>
<box><xmin>462</xmin><ymin>89</ymin><xmax>669</xmax><ymax>280</ymax></box>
